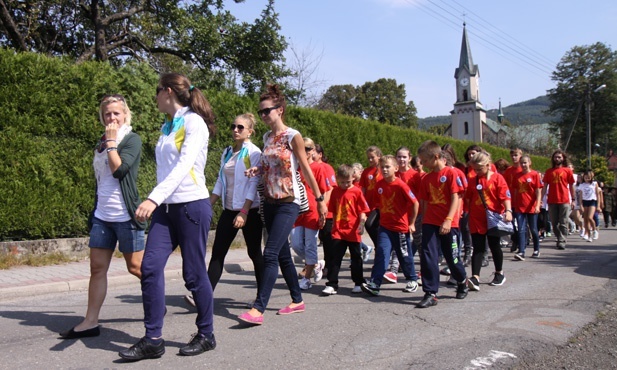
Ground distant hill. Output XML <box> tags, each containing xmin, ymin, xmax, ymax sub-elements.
<box><xmin>418</xmin><ymin>95</ymin><xmax>552</xmax><ymax>128</ymax></box>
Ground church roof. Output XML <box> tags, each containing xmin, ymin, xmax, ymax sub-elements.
<box><xmin>454</xmin><ymin>24</ymin><xmax>479</xmax><ymax>78</ymax></box>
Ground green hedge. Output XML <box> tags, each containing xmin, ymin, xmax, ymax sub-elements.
<box><xmin>0</xmin><ymin>49</ymin><xmax>550</xmax><ymax>240</ymax></box>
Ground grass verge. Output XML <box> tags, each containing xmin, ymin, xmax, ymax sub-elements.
<box><xmin>0</xmin><ymin>252</ymin><xmax>78</xmax><ymax>270</ymax></box>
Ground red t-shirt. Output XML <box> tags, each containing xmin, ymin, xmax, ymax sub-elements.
<box><xmin>328</xmin><ymin>186</ymin><xmax>370</xmax><ymax>242</ymax></box>
<box><xmin>464</xmin><ymin>172</ymin><xmax>511</xmax><ymax>234</ymax></box>
<box><xmin>513</xmin><ymin>170</ymin><xmax>543</xmax><ymax>214</ymax></box>
<box><xmin>419</xmin><ymin>166</ymin><xmax>466</xmax><ymax>228</ymax></box>
<box><xmin>319</xmin><ymin>162</ymin><xmax>337</xmax><ymax>219</ymax></box>
<box><xmin>360</xmin><ymin>166</ymin><xmax>382</xmax><ymax>210</ymax></box>
<box><xmin>544</xmin><ymin>166</ymin><xmax>574</xmax><ymax>204</ymax></box>
<box><xmin>407</xmin><ymin>171</ymin><xmax>426</xmax><ymax>197</ymax></box>
<box><xmin>503</xmin><ymin>165</ymin><xmax>523</xmax><ymax>190</ymax></box>
<box><xmin>295</xmin><ymin>161</ymin><xmax>331</xmax><ymax>229</ymax></box>
<box><xmin>375</xmin><ymin>178</ymin><xmax>418</xmax><ymax>233</ymax></box>
<box><xmin>396</xmin><ymin>168</ymin><xmax>417</xmax><ymax>184</ymax></box>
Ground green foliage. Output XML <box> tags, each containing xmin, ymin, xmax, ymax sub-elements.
<box><xmin>0</xmin><ymin>50</ymin><xmax>550</xmax><ymax>240</ymax></box>
<box><xmin>315</xmin><ymin>78</ymin><xmax>418</xmax><ymax>128</ymax></box>
<box><xmin>576</xmin><ymin>155</ymin><xmax>612</xmax><ymax>185</ymax></box>
<box><xmin>547</xmin><ymin>43</ymin><xmax>617</xmax><ymax>158</ymax></box>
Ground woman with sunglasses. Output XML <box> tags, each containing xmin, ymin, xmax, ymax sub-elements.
<box><xmin>119</xmin><ymin>73</ymin><xmax>217</xmax><ymax>361</ymax></box>
<box><xmin>184</xmin><ymin>113</ymin><xmax>264</xmax><ymax>307</ymax></box>
<box><xmin>60</xmin><ymin>95</ymin><xmax>146</xmax><ymax>339</ymax></box>
<box><xmin>238</xmin><ymin>84</ymin><xmax>327</xmax><ymax>325</ymax></box>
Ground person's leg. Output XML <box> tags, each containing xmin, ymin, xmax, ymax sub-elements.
<box><xmin>393</xmin><ymin>231</ymin><xmax>416</xmax><ymax>282</ymax></box>
<box><xmin>459</xmin><ymin>213</ymin><xmax>473</xmax><ymax>265</ymax></box>
<box><xmin>208</xmin><ymin>210</ymin><xmax>240</xmax><ymax>291</ymax></box>
<box><xmin>549</xmin><ymin>204</ymin><xmax>560</xmax><ymax>246</ymax></box>
<box><xmin>175</xmin><ymin>199</ymin><xmax>214</xmax><ymax>337</ymax></box>
<box><xmin>320</xmin><ymin>218</ymin><xmax>333</xmax><ymax>271</ymax></box>
<box><xmin>487</xmin><ymin>235</ymin><xmax>504</xmax><ymax>272</ymax></box>
<box><xmin>366</xmin><ymin>209</ymin><xmax>380</xmax><ymax>248</ymax></box>
<box><xmin>471</xmin><ymin>233</ymin><xmax>487</xmax><ymax>277</ymax></box>
<box><xmin>348</xmin><ymin>241</ymin><xmax>364</xmax><ymax>286</ymax></box>
<box><xmin>326</xmin><ymin>239</ymin><xmax>347</xmax><ymax>290</ymax></box>
<box><xmin>302</xmin><ymin>227</ymin><xmax>320</xmax><ymax>281</ymax></box>
<box><xmin>251</xmin><ymin>202</ymin><xmax>300</xmax><ymax>314</ymax></box>
<box><xmin>370</xmin><ymin>226</ymin><xmax>392</xmax><ymax>287</ymax></box>
<box><xmin>420</xmin><ymin>224</ymin><xmax>440</xmax><ymax>294</ymax></box>
<box><xmin>528</xmin><ymin>213</ymin><xmax>540</xmax><ymax>252</ymax></box>
<box><xmin>141</xmin><ymin>207</ymin><xmax>176</xmax><ymax>339</ymax></box>
<box><xmin>242</xmin><ymin>208</ymin><xmax>264</xmax><ymax>294</ymax></box>
<box><xmin>440</xmin><ymin>228</ymin><xmax>466</xmax><ymax>283</ymax></box>
<box><xmin>389</xmin><ymin>251</ymin><xmax>400</xmax><ymax>274</ymax></box>
<box><xmin>514</xmin><ymin>212</ymin><xmax>528</xmax><ymax>256</ymax></box>
<box><xmin>556</xmin><ymin>203</ymin><xmax>569</xmax><ymax>246</ymax></box>
<box><xmin>290</xmin><ymin>226</ymin><xmax>306</xmax><ymax>261</ymax></box>
<box><xmin>75</xmin><ymin>247</ymin><xmax>114</xmax><ymax>331</ymax></box>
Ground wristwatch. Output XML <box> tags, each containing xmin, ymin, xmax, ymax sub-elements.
<box><xmin>315</xmin><ymin>195</ymin><xmax>324</xmax><ymax>202</ymax></box>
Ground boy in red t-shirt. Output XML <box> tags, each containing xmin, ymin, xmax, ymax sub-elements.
<box><xmin>322</xmin><ymin>165</ymin><xmax>370</xmax><ymax>295</ymax></box>
<box><xmin>362</xmin><ymin>155</ymin><xmax>419</xmax><ymax>296</ymax></box>
<box><xmin>416</xmin><ymin>141</ymin><xmax>469</xmax><ymax>308</ymax></box>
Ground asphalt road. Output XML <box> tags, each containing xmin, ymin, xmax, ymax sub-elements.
<box><xmin>1</xmin><ymin>230</ymin><xmax>617</xmax><ymax>369</ymax></box>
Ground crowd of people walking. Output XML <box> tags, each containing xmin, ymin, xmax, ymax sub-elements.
<box><xmin>59</xmin><ymin>77</ymin><xmax>614</xmax><ymax>362</ymax></box>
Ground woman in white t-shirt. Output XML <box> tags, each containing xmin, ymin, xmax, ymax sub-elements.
<box><xmin>577</xmin><ymin>170</ymin><xmax>603</xmax><ymax>241</ymax></box>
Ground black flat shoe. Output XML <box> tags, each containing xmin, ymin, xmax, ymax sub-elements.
<box><xmin>59</xmin><ymin>326</ymin><xmax>100</xmax><ymax>339</ymax></box>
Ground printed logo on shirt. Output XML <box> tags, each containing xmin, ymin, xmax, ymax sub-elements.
<box><xmin>506</xmin><ymin>190</ymin><xmax>511</xmax><ymax>198</ymax></box>
<box><xmin>476</xmin><ymin>184</ymin><xmax>483</xmax><ymax>190</ymax></box>
<box><xmin>368</xmin><ymin>175</ymin><xmax>374</xmax><ymax>180</ymax></box>
<box><xmin>377</xmin><ymin>187</ymin><xmax>383</xmax><ymax>194</ymax></box>
<box><xmin>440</xmin><ymin>175</ymin><xmax>447</xmax><ymax>183</ymax></box>
<box><xmin>456</xmin><ymin>176</ymin><xmax>463</xmax><ymax>187</ymax></box>
<box><xmin>526</xmin><ymin>177</ymin><xmax>532</xmax><ymax>182</ymax></box>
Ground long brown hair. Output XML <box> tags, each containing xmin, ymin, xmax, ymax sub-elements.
<box><xmin>159</xmin><ymin>73</ymin><xmax>216</xmax><ymax>136</ymax></box>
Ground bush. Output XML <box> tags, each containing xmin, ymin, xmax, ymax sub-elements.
<box><xmin>0</xmin><ymin>49</ymin><xmax>551</xmax><ymax>240</ymax></box>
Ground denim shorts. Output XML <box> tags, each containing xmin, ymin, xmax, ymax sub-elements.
<box><xmin>582</xmin><ymin>200</ymin><xmax>597</xmax><ymax>208</ymax></box>
<box><xmin>89</xmin><ymin>217</ymin><xmax>145</xmax><ymax>253</ymax></box>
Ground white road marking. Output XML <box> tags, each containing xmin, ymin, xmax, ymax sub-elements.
<box><xmin>465</xmin><ymin>350</ymin><xmax>517</xmax><ymax>369</ymax></box>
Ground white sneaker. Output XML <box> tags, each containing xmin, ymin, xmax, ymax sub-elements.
<box><xmin>592</xmin><ymin>230</ymin><xmax>599</xmax><ymax>240</ymax></box>
<box><xmin>299</xmin><ymin>277</ymin><xmax>312</xmax><ymax>290</ymax></box>
<box><xmin>580</xmin><ymin>229</ymin><xmax>586</xmax><ymax>238</ymax></box>
<box><xmin>351</xmin><ymin>285</ymin><xmax>362</xmax><ymax>293</ymax></box>
<box><xmin>362</xmin><ymin>245</ymin><xmax>373</xmax><ymax>262</ymax></box>
<box><xmin>402</xmin><ymin>280</ymin><xmax>419</xmax><ymax>293</ymax></box>
<box><xmin>314</xmin><ymin>260</ymin><xmax>325</xmax><ymax>283</ymax></box>
<box><xmin>322</xmin><ymin>286</ymin><xmax>337</xmax><ymax>295</ymax></box>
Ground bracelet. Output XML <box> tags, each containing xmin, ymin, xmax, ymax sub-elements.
<box><xmin>104</xmin><ymin>139</ymin><xmax>117</xmax><ymax>143</ymax></box>
<box><xmin>445</xmin><ymin>217</ymin><xmax>453</xmax><ymax>221</ymax></box>
<box><xmin>106</xmin><ymin>147</ymin><xmax>118</xmax><ymax>153</ymax></box>
<box><xmin>239</xmin><ymin>208</ymin><xmax>248</xmax><ymax>215</ymax></box>
<box><xmin>505</xmin><ymin>209</ymin><xmax>513</xmax><ymax>213</ymax></box>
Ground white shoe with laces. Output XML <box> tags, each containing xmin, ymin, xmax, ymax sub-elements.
<box><xmin>321</xmin><ymin>286</ymin><xmax>337</xmax><ymax>295</ymax></box>
<box><xmin>592</xmin><ymin>230</ymin><xmax>599</xmax><ymax>240</ymax></box>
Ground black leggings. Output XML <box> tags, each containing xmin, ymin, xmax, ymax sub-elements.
<box><xmin>208</xmin><ymin>208</ymin><xmax>264</xmax><ymax>292</ymax></box>
<box><xmin>471</xmin><ymin>233</ymin><xmax>503</xmax><ymax>276</ymax></box>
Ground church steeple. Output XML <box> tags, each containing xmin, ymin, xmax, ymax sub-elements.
<box><xmin>497</xmin><ymin>98</ymin><xmax>505</xmax><ymax>123</ymax></box>
<box><xmin>454</xmin><ymin>23</ymin><xmax>478</xmax><ymax>78</ymax></box>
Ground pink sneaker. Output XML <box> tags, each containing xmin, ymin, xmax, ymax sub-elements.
<box><xmin>277</xmin><ymin>303</ymin><xmax>305</xmax><ymax>315</ymax></box>
<box><xmin>383</xmin><ymin>271</ymin><xmax>398</xmax><ymax>284</ymax></box>
<box><xmin>238</xmin><ymin>312</ymin><xmax>263</xmax><ymax>325</ymax></box>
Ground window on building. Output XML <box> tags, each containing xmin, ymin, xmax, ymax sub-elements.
<box><xmin>464</xmin><ymin>122</ymin><xmax>469</xmax><ymax>135</ymax></box>
<box><xmin>463</xmin><ymin>90</ymin><xmax>468</xmax><ymax>101</ymax></box>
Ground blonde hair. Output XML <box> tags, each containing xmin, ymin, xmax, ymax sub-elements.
<box><xmin>99</xmin><ymin>95</ymin><xmax>131</xmax><ymax>126</ymax></box>
<box><xmin>304</xmin><ymin>137</ymin><xmax>315</xmax><ymax>149</ymax></box>
<box><xmin>469</xmin><ymin>150</ymin><xmax>492</xmax><ymax>167</ymax></box>
<box><xmin>379</xmin><ymin>154</ymin><xmax>397</xmax><ymax>166</ymax></box>
<box><xmin>236</xmin><ymin>113</ymin><xmax>256</xmax><ymax>134</ymax></box>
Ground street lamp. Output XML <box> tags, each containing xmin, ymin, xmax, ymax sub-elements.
<box><xmin>586</xmin><ymin>84</ymin><xmax>607</xmax><ymax>169</ymax></box>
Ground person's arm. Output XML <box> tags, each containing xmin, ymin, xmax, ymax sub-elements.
<box><xmin>440</xmin><ymin>193</ymin><xmax>459</xmax><ymax>235</ymax></box>
<box><xmin>111</xmin><ymin>133</ymin><xmax>141</xmax><ymax>178</ymax></box>
<box><xmin>408</xmin><ymin>200</ymin><xmax>419</xmax><ymax>233</ymax></box>
<box><xmin>534</xmin><ymin>187</ymin><xmax>542</xmax><ymax>214</ymax></box>
<box><xmin>503</xmin><ymin>199</ymin><xmax>513</xmax><ymax>222</ymax></box>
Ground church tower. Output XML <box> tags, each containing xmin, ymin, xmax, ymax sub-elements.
<box><xmin>450</xmin><ymin>23</ymin><xmax>486</xmax><ymax>142</ymax></box>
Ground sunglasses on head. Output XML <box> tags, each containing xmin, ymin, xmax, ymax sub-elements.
<box><xmin>101</xmin><ymin>94</ymin><xmax>125</xmax><ymax>103</ymax></box>
<box><xmin>257</xmin><ymin>105</ymin><xmax>281</xmax><ymax>116</ymax></box>
<box><xmin>230</xmin><ymin>123</ymin><xmax>245</xmax><ymax>131</ymax></box>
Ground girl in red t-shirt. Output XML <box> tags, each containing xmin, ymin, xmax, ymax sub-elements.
<box><xmin>463</xmin><ymin>151</ymin><xmax>512</xmax><ymax>291</ymax></box>
<box><xmin>512</xmin><ymin>155</ymin><xmax>543</xmax><ymax>260</ymax></box>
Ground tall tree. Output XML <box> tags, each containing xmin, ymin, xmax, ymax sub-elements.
<box><xmin>0</xmin><ymin>0</ymin><xmax>289</xmax><ymax>91</ymax></box>
<box><xmin>315</xmin><ymin>84</ymin><xmax>357</xmax><ymax>115</ymax></box>
<box><xmin>547</xmin><ymin>42</ymin><xmax>617</xmax><ymax>159</ymax></box>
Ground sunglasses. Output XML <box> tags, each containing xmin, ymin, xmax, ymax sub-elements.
<box><xmin>101</xmin><ymin>94</ymin><xmax>125</xmax><ymax>102</ymax></box>
<box><xmin>257</xmin><ymin>105</ymin><xmax>281</xmax><ymax>116</ymax></box>
<box><xmin>230</xmin><ymin>124</ymin><xmax>245</xmax><ymax>131</ymax></box>
<box><xmin>305</xmin><ymin>147</ymin><xmax>314</xmax><ymax>152</ymax></box>
<box><xmin>156</xmin><ymin>86</ymin><xmax>166</xmax><ymax>95</ymax></box>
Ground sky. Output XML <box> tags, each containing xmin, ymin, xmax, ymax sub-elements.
<box><xmin>227</xmin><ymin>0</ymin><xmax>617</xmax><ymax>118</ymax></box>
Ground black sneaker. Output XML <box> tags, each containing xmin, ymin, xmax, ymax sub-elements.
<box><xmin>119</xmin><ymin>337</ymin><xmax>165</xmax><ymax>361</ymax></box>
<box><xmin>361</xmin><ymin>282</ymin><xmax>380</xmax><ymax>296</ymax></box>
<box><xmin>416</xmin><ymin>293</ymin><xmax>438</xmax><ymax>308</ymax></box>
<box><xmin>531</xmin><ymin>250</ymin><xmax>540</xmax><ymax>258</ymax></box>
<box><xmin>456</xmin><ymin>283</ymin><xmax>469</xmax><ymax>299</ymax></box>
<box><xmin>481</xmin><ymin>256</ymin><xmax>489</xmax><ymax>267</ymax></box>
<box><xmin>179</xmin><ymin>333</ymin><xmax>216</xmax><ymax>356</ymax></box>
<box><xmin>556</xmin><ymin>243</ymin><xmax>566</xmax><ymax>250</ymax></box>
<box><xmin>489</xmin><ymin>273</ymin><xmax>506</xmax><ymax>286</ymax></box>
<box><xmin>467</xmin><ymin>276</ymin><xmax>480</xmax><ymax>291</ymax></box>
<box><xmin>514</xmin><ymin>253</ymin><xmax>525</xmax><ymax>261</ymax></box>
<box><xmin>439</xmin><ymin>267</ymin><xmax>451</xmax><ymax>276</ymax></box>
